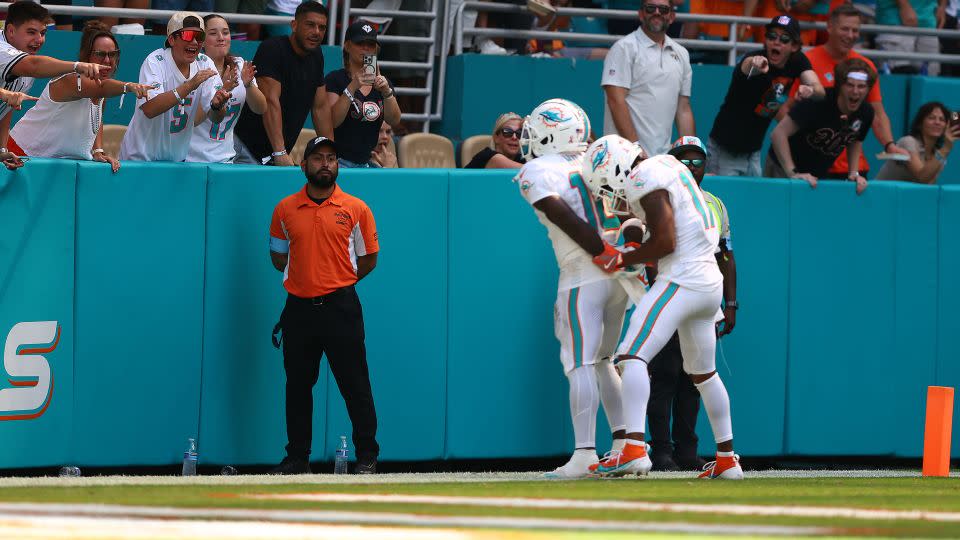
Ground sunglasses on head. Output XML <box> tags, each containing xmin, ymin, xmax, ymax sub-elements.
<box><xmin>643</xmin><ymin>4</ymin><xmax>672</xmax><ymax>15</ymax></box>
<box><xmin>176</xmin><ymin>29</ymin><xmax>205</xmax><ymax>43</ymax></box>
<box><xmin>680</xmin><ymin>158</ymin><xmax>705</xmax><ymax>167</ymax></box>
<box><xmin>498</xmin><ymin>127</ymin><xmax>521</xmax><ymax>139</ymax></box>
<box><xmin>765</xmin><ymin>31</ymin><xmax>793</xmax><ymax>44</ymax></box>
<box><xmin>91</xmin><ymin>50</ymin><xmax>120</xmax><ymax>60</ymax></box>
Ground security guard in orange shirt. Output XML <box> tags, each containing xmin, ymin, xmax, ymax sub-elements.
<box><xmin>268</xmin><ymin>136</ymin><xmax>380</xmax><ymax>474</ymax></box>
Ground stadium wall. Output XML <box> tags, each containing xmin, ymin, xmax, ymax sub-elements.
<box><xmin>0</xmin><ymin>160</ymin><xmax>957</xmax><ymax>469</ymax></box>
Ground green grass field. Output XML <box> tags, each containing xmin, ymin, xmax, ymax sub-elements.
<box><xmin>0</xmin><ymin>473</ymin><xmax>958</xmax><ymax>538</ymax></box>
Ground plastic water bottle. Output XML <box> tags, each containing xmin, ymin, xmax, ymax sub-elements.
<box><xmin>334</xmin><ymin>435</ymin><xmax>349</xmax><ymax>474</ymax></box>
<box><xmin>181</xmin><ymin>438</ymin><xmax>198</xmax><ymax>476</ymax></box>
<box><xmin>58</xmin><ymin>466</ymin><xmax>81</xmax><ymax>478</ymax></box>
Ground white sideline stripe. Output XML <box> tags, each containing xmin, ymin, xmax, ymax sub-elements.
<box><xmin>252</xmin><ymin>492</ymin><xmax>960</xmax><ymax>523</ymax></box>
<box><xmin>0</xmin><ymin>514</ymin><xmax>472</xmax><ymax>540</ymax></box>
<box><xmin>0</xmin><ymin>503</ymin><xmax>827</xmax><ymax>536</ymax></box>
<box><xmin>0</xmin><ymin>469</ymin><xmax>942</xmax><ymax>488</ymax></box>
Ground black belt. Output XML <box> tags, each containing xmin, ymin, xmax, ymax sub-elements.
<box><xmin>288</xmin><ymin>285</ymin><xmax>355</xmax><ymax>306</ymax></box>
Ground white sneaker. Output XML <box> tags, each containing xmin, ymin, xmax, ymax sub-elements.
<box><xmin>478</xmin><ymin>39</ymin><xmax>508</xmax><ymax>55</ymax></box>
<box><xmin>544</xmin><ymin>451</ymin><xmax>598</xmax><ymax>479</ymax></box>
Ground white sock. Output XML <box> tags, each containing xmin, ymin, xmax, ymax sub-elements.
<box><xmin>619</xmin><ymin>360</ymin><xmax>650</xmax><ymax>436</ymax></box>
<box><xmin>595</xmin><ymin>359</ymin><xmax>625</xmax><ymax>432</ymax></box>
<box><xmin>695</xmin><ymin>373</ymin><xmax>734</xmax><ymax>444</ymax></box>
<box><xmin>567</xmin><ymin>365</ymin><xmax>599</xmax><ymax>448</ymax></box>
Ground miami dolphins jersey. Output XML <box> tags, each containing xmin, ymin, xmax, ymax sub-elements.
<box><xmin>516</xmin><ymin>152</ymin><xmax>619</xmax><ymax>290</ymax></box>
<box><xmin>623</xmin><ymin>154</ymin><xmax>722</xmax><ymax>292</ymax></box>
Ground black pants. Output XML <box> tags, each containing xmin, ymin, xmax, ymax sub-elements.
<box><xmin>281</xmin><ymin>286</ymin><xmax>379</xmax><ymax>461</ymax></box>
<box><xmin>647</xmin><ymin>333</ymin><xmax>700</xmax><ymax>458</ymax></box>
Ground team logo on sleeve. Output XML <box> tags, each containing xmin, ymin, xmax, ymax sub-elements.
<box><xmin>155</xmin><ymin>54</ymin><xmax>164</xmax><ymax>61</ymax></box>
<box><xmin>520</xmin><ymin>179</ymin><xmax>532</xmax><ymax>193</ymax></box>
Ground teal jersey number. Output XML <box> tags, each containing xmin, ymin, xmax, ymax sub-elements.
<box><xmin>208</xmin><ymin>104</ymin><xmax>241</xmax><ymax>141</ymax></box>
<box><xmin>169</xmin><ymin>97</ymin><xmax>194</xmax><ymax>134</ymax></box>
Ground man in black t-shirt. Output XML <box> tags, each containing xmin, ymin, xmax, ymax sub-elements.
<box><xmin>766</xmin><ymin>57</ymin><xmax>876</xmax><ymax>195</ymax></box>
<box><xmin>708</xmin><ymin>15</ymin><xmax>824</xmax><ymax>177</ymax></box>
<box><xmin>234</xmin><ymin>2</ymin><xmax>333</xmax><ymax>166</ymax></box>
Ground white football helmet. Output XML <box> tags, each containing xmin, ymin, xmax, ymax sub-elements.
<box><xmin>582</xmin><ymin>135</ymin><xmax>646</xmax><ymax>215</ymax></box>
<box><xmin>519</xmin><ymin>98</ymin><xmax>591</xmax><ymax>161</ymax></box>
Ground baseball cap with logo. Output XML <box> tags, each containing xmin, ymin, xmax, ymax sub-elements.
<box><xmin>765</xmin><ymin>14</ymin><xmax>801</xmax><ymax>43</ymax></box>
<box><xmin>167</xmin><ymin>11</ymin><xmax>204</xmax><ymax>37</ymax></box>
<box><xmin>668</xmin><ymin>136</ymin><xmax>707</xmax><ymax>158</ymax></box>
<box><xmin>345</xmin><ymin>20</ymin><xmax>378</xmax><ymax>44</ymax></box>
<box><xmin>303</xmin><ymin>136</ymin><xmax>338</xmax><ymax>158</ymax></box>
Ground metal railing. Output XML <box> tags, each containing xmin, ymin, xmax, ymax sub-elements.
<box><xmin>454</xmin><ymin>1</ymin><xmax>960</xmax><ymax>67</ymax></box>
<box><xmin>0</xmin><ymin>2</ymin><xmax>294</xmax><ymax>25</ymax></box>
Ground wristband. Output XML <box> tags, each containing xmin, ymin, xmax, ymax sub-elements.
<box><xmin>725</xmin><ymin>300</ymin><xmax>739</xmax><ymax>310</ymax></box>
<box><xmin>271</xmin><ymin>150</ymin><xmax>287</xmax><ymax>157</ymax></box>
<box><xmin>73</xmin><ymin>61</ymin><xmax>80</xmax><ymax>73</ymax></box>
<box><xmin>382</xmin><ymin>90</ymin><xmax>394</xmax><ymax>99</ymax></box>
<box><xmin>0</xmin><ymin>147</ymin><xmax>7</xmax><ymax>154</ymax></box>
<box><xmin>92</xmin><ymin>148</ymin><xmax>105</xmax><ymax>155</ymax></box>
<box><xmin>172</xmin><ymin>88</ymin><xmax>186</xmax><ymax>105</ymax></box>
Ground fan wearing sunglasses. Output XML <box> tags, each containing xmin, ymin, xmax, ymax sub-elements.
<box><xmin>8</xmin><ymin>21</ymin><xmax>153</xmax><ymax>173</ymax></box>
<box><xmin>120</xmin><ymin>12</ymin><xmax>234</xmax><ymax>162</ymax></box>
<box><xmin>465</xmin><ymin>112</ymin><xmax>526</xmax><ymax>169</ymax></box>
<box><xmin>706</xmin><ymin>15</ymin><xmax>823</xmax><ymax>178</ymax></box>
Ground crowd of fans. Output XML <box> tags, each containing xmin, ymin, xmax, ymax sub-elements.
<box><xmin>0</xmin><ymin>0</ymin><xmax>955</xmax><ymax>185</ymax></box>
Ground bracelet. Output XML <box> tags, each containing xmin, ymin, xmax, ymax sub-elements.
<box><xmin>382</xmin><ymin>90</ymin><xmax>394</xmax><ymax>99</ymax></box>
<box><xmin>725</xmin><ymin>300</ymin><xmax>739</xmax><ymax>310</ymax></box>
<box><xmin>0</xmin><ymin>147</ymin><xmax>8</xmax><ymax>154</ymax></box>
<box><xmin>244</xmin><ymin>80</ymin><xmax>253</xmax><ymax>88</ymax></box>
<box><xmin>92</xmin><ymin>148</ymin><xmax>105</xmax><ymax>155</ymax></box>
<box><xmin>72</xmin><ymin>61</ymin><xmax>80</xmax><ymax>73</ymax></box>
<box><xmin>172</xmin><ymin>88</ymin><xmax>186</xmax><ymax>105</ymax></box>
<box><xmin>271</xmin><ymin>150</ymin><xmax>287</xmax><ymax>157</ymax></box>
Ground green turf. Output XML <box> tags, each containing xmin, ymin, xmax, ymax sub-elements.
<box><xmin>0</xmin><ymin>478</ymin><xmax>958</xmax><ymax>537</ymax></box>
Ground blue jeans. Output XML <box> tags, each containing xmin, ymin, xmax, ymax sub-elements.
<box><xmin>338</xmin><ymin>157</ymin><xmax>373</xmax><ymax>168</ymax></box>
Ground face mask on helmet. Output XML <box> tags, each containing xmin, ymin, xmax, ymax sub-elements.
<box><xmin>519</xmin><ymin>98</ymin><xmax>590</xmax><ymax>160</ymax></box>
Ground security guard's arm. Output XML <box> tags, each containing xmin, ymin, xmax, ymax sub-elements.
<box><xmin>270</xmin><ymin>251</ymin><xmax>287</xmax><ymax>272</ymax></box>
<box><xmin>357</xmin><ymin>252</ymin><xmax>378</xmax><ymax>280</ymax></box>
<box><xmin>716</xmin><ymin>249</ymin><xmax>737</xmax><ymax>336</ymax></box>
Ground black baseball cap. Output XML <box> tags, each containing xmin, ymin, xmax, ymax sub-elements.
<box><xmin>345</xmin><ymin>20</ymin><xmax>378</xmax><ymax>44</ymax></box>
<box><xmin>766</xmin><ymin>14</ymin><xmax>801</xmax><ymax>43</ymax></box>
<box><xmin>303</xmin><ymin>136</ymin><xmax>337</xmax><ymax>158</ymax></box>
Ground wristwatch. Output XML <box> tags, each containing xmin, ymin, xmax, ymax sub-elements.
<box><xmin>725</xmin><ymin>300</ymin><xmax>739</xmax><ymax>310</ymax></box>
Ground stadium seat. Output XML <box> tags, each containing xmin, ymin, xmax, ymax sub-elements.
<box><xmin>460</xmin><ymin>134</ymin><xmax>492</xmax><ymax>167</ymax></box>
<box><xmin>102</xmin><ymin>124</ymin><xmax>126</xmax><ymax>158</ymax></box>
<box><xmin>398</xmin><ymin>133</ymin><xmax>456</xmax><ymax>168</ymax></box>
<box><xmin>289</xmin><ymin>128</ymin><xmax>316</xmax><ymax>163</ymax></box>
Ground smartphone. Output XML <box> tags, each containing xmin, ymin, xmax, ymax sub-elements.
<box><xmin>361</xmin><ymin>54</ymin><xmax>377</xmax><ymax>84</ymax></box>
<box><xmin>951</xmin><ymin>111</ymin><xmax>959</xmax><ymax>126</ymax></box>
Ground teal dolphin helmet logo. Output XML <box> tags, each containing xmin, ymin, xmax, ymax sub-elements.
<box><xmin>591</xmin><ymin>141</ymin><xmax>609</xmax><ymax>172</ymax></box>
<box><xmin>539</xmin><ymin>107</ymin><xmax>569</xmax><ymax>126</ymax></box>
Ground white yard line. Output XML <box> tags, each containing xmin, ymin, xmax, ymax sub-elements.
<box><xmin>0</xmin><ymin>503</ymin><xmax>828</xmax><ymax>536</ymax></box>
<box><xmin>250</xmin><ymin>492</ymin><xmax>960</xmax><ymax>523</ymax></box>
<box><xmin>0</xmin><ymin>469</ymin><xmax>942</xmax><ymax>488</ymax></box>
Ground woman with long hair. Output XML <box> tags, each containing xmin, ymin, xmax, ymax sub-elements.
<box><xmin>187</xmin><ymin>13</ymin><xmax>267</xmax><ymax>163</ymax></box>
<box><xmin>465</xmin><ymin>112</ymin><xmax>525</xmax><ymax>169</ymax></box>
<box><xmin>119</xmin><ymin>12</ymin><xmax>233</xmax><ymax>162</ymax></box>
<box><xmin>324</xmin><ymin>20</ymin><xmax>401</xmax><ymax>168</ymax></box>
<box><xmin>876</xmin><ymin>101</ymin><xmax>959</xmax><ymax>184</ymax></box>
<box><xmin>8</xmin><ymin>21</ymin><xmax>153</xmax><ymax>171</ymax></box>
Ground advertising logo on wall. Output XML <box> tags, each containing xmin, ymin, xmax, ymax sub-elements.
<box><xmin>0</xmin><ymin>321</ymin><xmax>60</xmax><ymax>421</ymax></box>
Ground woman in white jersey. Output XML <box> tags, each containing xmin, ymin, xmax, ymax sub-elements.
<box><xmin>119</xmin><ymin>11</ymin><xmax>234</xmax><ymax>162</ymax></box>
<box><xmin>8</xmin><ymin>21</ymin><xmax>152</xmax><ymax>171</ymax></box>
<box><xmin>187</xmin><ymin>14</ymin><xmax>266</xmax><ymax>163</ymax></box>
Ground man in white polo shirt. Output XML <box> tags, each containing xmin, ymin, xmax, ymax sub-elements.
<box><xmin>601</xmin><ymin>0</ymin><xmax>695</xmax><ymax>156</ymax></box>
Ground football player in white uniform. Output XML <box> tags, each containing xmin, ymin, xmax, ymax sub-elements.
<box><xmin>515</xmin><ymin>99</ymin><xmax>631</xmax><ymax>479</ymax></box>
<box><xmin>587</xmin><ymin>144</ymin><xmax>743</xmax><ymax>480</ymax></box>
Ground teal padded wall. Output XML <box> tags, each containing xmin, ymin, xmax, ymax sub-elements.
<box><xmin>698</xmin><ymin>177</ymin><xmax>792</xmax><ymax>456</ymax></box>
<box><xmin>2</xmin><ymin>165</ymin><xmax>960</xmax><ymax>467</ymax></box>
<box><xmin>198</xmin><ymin>165</ymin><xmax>305</xmax><ymax>466</ymax></box>
<box><xmin>0</xmin><ymin>160</ymin><xmax>76</xmax><ymax>468</ymax></box>
<box><xmin>72</xmin><ymin>161</ymin><xmax>208</xmax><ymax>465</ymax></box>
<box><xmin>937</xmin><ymin>186</ymin><xmax>960</xmax><ymax>454</ymax></box>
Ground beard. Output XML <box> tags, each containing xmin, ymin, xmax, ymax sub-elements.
<box><xmin>644</xmin><ymin>18</ymin><xmax>667</xmax><ymax>33</ymax></box>
<box><xmin>307</xmin><ymin>167</ymin><xmax>337</xmax><ymax>188</ymax></box>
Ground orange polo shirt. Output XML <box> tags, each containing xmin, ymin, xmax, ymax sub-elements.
<box><xmin>791</xmin><ymin>46</ymin><xmax>882</xmax><ymax>175</ymax></box>
<box><xmin>270</xmin><ymin>184</ymin><xmax>379</xmax><ymax>298</ymax></box>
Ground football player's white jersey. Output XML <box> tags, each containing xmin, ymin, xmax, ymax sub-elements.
<box><xmin>517</xmin><ymin>153</ymin><xmax>620</xmax><ymax>290</ymax></box>
<box><xmin>187</xmin><ymin>57</ymin><xmax>255</xmax><ymax>163</ymax></box>
<box><xmin>0</xmin><ymin>33</ymin><xmax>33</xmax><ymax>121</ymax></box>
<box><xmin>120</xmin><ymin>48</ymin><xmax>223</xmax><ymax>162</ymax></box>
<box><xmin>623</xmin><ymin>154</ymin><xmax>722</xmax><ymax>292</ymax></box>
